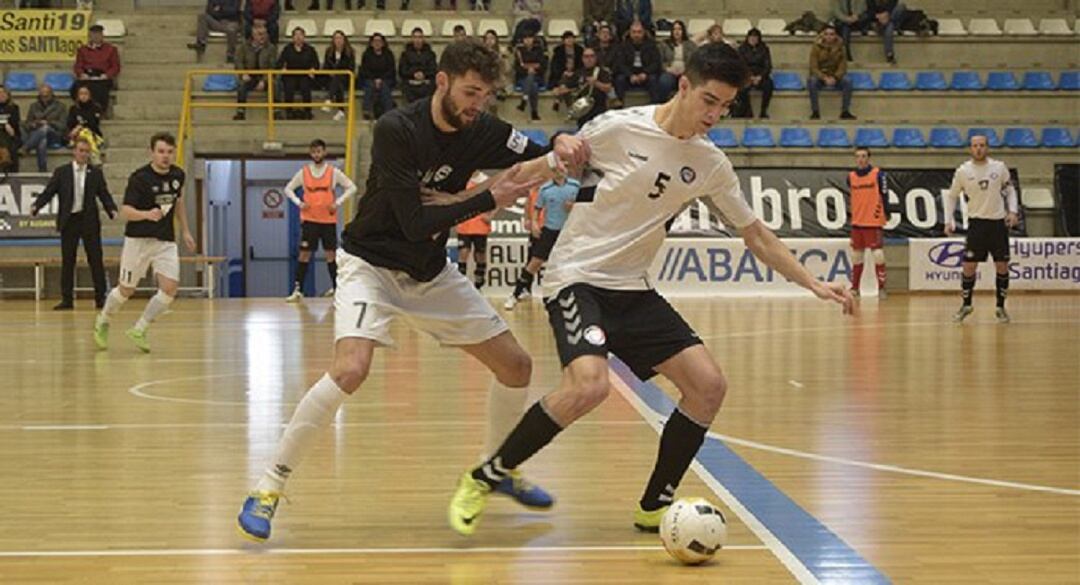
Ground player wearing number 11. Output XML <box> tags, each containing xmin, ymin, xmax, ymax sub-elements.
<box><xmin>449</xmin><ymin>43</ymin><xmax>855</xmax><ymax>536</ymax></box>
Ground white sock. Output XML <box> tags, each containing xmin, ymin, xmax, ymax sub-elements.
<box><xmin>256</xmin><ymin>374</ymin><xmax>350</xmax><ymax>493</ymax></box>
<box><xmin>134</xmin><ymin>291</ymin><xmax>174</xmax><ymax>332</ymax></box>
<box><xmin>97</xmin><ymin>288</ymin><xmax>128</xmax><ymax>325</ymax></box>
<box><xmin>484</xmin><ymin>380</ymin><xmax>530</xmax><ymax>459</ymax></box>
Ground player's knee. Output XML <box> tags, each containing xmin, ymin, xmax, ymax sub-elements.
<box><xmin>695</xmin><ymin>372</ymin><xmax>728</xmax><ymax>413</ymax></box>
<box><xmin>330</xmin><ymin>350</ymin><xmax>372</xmax><ymax>393</ymax></box>
<box><xmin>159</xmin><ymin>281</ymin><xmax>179</xmax><ymax>297</ymax></box>
<box><xmin>871</xmin><ymin>248</ymin><xmax>886</xmax><ymax>264</ymax></box>
<box><xmin>571</xmin><ymin>376</ymin><xmax>611</xmax><ymax>411</ymax></box>
<box><xmin>498</xmin><ymin>351</ymin><xmax>532</xmax><ymax>388</ymax></box>
<box><xmin>117</xmin><ymin>285</ymin><xmax>135</xmax><ymax>298</ymax></box>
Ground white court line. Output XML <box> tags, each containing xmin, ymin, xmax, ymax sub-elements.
<box><xmin>712</xmin><ymin>432</ymin><xmax>1080</xmax><ymax>497</ymax></box>
<box><xmin>0</xmin><ymin>544</ymin><xmax>768</xmax><ymax>558</ymax></box>
<box><xmin>609</xmin><ymin>374</ymin><xmax>820</xmax><ymax>585</ymax></box>
<box><xmin>787</xmin><ymin>379</ymin><xmax>804</xmax><ymax>389</ymax></box>
<box><xmin>22</xmin><ymin>425</ymin><xmax>109</xmax><ymax>431</ymax></box>
<box><xmin>698</xmin><ymin>317</ymin><xmax>1080</xmax><ymax>342</ymax></box>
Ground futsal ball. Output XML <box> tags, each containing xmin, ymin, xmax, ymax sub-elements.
<box><xmin>659</xmin><ymin>497</ymin><xmax>728</xmax><ymax>565</ymax></box>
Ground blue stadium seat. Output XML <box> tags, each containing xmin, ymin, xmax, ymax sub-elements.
<box><xmin>520</xmin><ymin>128</ymin><xmax>549</xmax><ymax>147</ymax></box>
<box><xmin>43</xmin><ymin>72</ymin><xmax>76</xmax><ymax>92</ymax></box>
<box><xmin>847</xmin><ymin>71</ymin><xmax>875</xmax><ymax>91</ymax></box>
<box><xmin>203</xmin><ymin>74</ymin><xmax>238</xmax><ymax>92</ymax></box>
<box><xmin>779</xmin><ymin>127</ymin><xmax>813</xmax><ymax>147</ymax></box>
<box><xmin>854</xmin><ymin>127</ymin><xmax>889</xmax><ymax>147</ymax></box>
<box><xmin>915</xmin><ymin>71</ymin><xmax>948</xmax><ymax>91</ymax></box>
<box><xmin>967</xmin><ymin>127</ymin><xmax>1002</xmax><ymax>147</ymax></box>
<box><xmin>1040</xmin><ymin>127</ymin><xmax>1076</xmax><ymax>148</ymax></box>
<box><xmin>986</xmin><ymin>71</ymin><xmax>1020</xmax><ymax>90</ymax></box>
<box><xmin>4</xmin><ymin>72</ymin><xmax>36</xmax><ymax>92</ymax></box>
<box><xmin>742</xmin><ymin>127</ymin><xmax>776</xmax><ymax>147</ymax></box>
<box><xmin>950</xmin><ymin>71</ymin><xmax>984</xmax><ymax>90</ymax></box>
<box><xmin>1021</xmin><ymin>71</ymin><xmax>1056</xmax><ymax>90</ymax></box>
<box><xmin>892</xmin><ymin>128</ymin><xmax>926</xmax><ymax>148</ymax></box>
<box><xmin>513</xmin><ymin>81</ymin><xmax>548</xmax><ymax>92</ymax></box>
<box><xmin>1003</xmin><ymin>127</ymin><xmax>1038</xmax><ymax>148</ymax></box>
<box><xmin>707</xmin><ymin>128</ymin><xmax>739</xmax><ymax>148</ymax></box>
<box><xmin>817</xmin><ymin>127</ymin><xmax>851</xmax><ymax>148</ymax></box>
<box><xmin>929</xmin><ymin>127</ymin><xmax>964</xmax><ymax>148</ymax></box>
<box><xmin>878</xmin><ymin>72</ymin><xmax>912</xmax><ymax>91</ymax></box>
<box><xmin>1059</xmin><ymin>71</ymin><xmax>1080</xmax><ymax>90</ymax></box>
<box><xmin>771</xmin><ymin>72</ymin><xmax>805</xmax><ymax>91</ymax></box>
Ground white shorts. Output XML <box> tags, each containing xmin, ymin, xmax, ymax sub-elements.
<box><xmin>334</xmin><ymin>249</ymin><xmax>509</xmax><ymax>347</ymax></box>
<box><xmin>118</xmin><ymin>237</ymin><xmax>180</xmax><ymax>288</ymax></box>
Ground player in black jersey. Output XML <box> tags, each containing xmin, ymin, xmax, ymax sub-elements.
<box><xmin>238</xmin><ymin>40</ymin><xmax>589</xmax><ymax>542</ymax></box>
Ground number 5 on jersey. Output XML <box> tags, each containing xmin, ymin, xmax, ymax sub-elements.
<box><xmin>647</xmin><ymin>172</ymin><xmax>672</xmax><ymax>200</ymax></box>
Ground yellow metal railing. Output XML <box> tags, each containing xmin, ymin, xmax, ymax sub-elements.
<box><xmin>176</xmin><ymin>69</ymin><xmax>358</xmax><ymax>208</ymax></box>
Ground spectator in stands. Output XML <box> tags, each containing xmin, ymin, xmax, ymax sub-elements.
<box><xmin>808</xmin><ymin>24</ymin><xmax>856</xmax><ymax>120</ymax></box>
<box><xmin>614</xmin><ymin>0</ymin><xmax>652</xmax><ymax>37</ymax></box>
<box><xmin>244</xmin><ymin>0</ymin><xmax>280</xmax><ymax>44</ymax></box>
<box><xmin>570</xmin><ymin>47</ymin><xmax>613</xmax><ymax>127</ymax></box>
<box><xmin>0</xmin><ymin>87</ymin><xmax>21</xmax><ymax>173</ymax></box>
<box><xmin>358</xmin><ymin>33</ymin><xmax>396</xmax><ymax>120</ymax></box>
<box><xmin>832</xmin><ymin>0</ymin><xmax>867</xmax><ymax>61</ymax></box>
<box><xmin>864</xmin><ymin>0</ymin><xmax>905</xmax><ymax>64</ymax></box>
<box><xmin>514</xmin><ymin>31</ymin><xmax>548</xmax><ymax>121</ymax></box>
<box><xmin>234</xmin><ymin>26</ymin><xmax>278</xmax><ymax>120</ymax></box>
<box><xmin>482</xmin><ymin>30</ymin><xmax>513</xmax><ymax>103</ymax></box>
<box><xmin>67</xmin><ymin>85</ymin><xmax>104</xmax><ymax>163</ymax></box>
<box><xmin>582</xmin><ymin>0</ymin><xmax>615</xmax><ymax>45</ymax></box>
<box><xmin>549</xmin><ymin>31</ymin><xmax>584</xmax><ymax>111</ymax></box>
<box><xmin>73</xmin><ymin>25</ymin><xmax>120</xmax><ymax>114</ymax></box>
<box><xmin>613</xmin><ymin>20</ymin><xmax>662</xmax><ymax>106</ymax></box>
<box><xmin>512</xmin><ymin>0</ymin><xmax>544</xmax><ymax>45</ymax></box>
<box><xmin>453</xmin><ymin>25</ymin><xmax>469</xmax><ymax>43</ymax></box>
<box><xmin>322</xmin><ymin>31</ymin><xmax>355</xmax><ymax>122</ymax></box>
<box><xmin>188</xmin><ymin>0</ymin><xmax>241</xmax><ymax>63</ymax></box>
<box><xmin>735</xmin><ymin>28</ymin><xmax>774</xmax><ymax>119</ymax></box>
<box><xmin>589</xmin><ymin>23</ymin><xmax>618</xmax><ymax>69</ymax></box>
<box><xmin>657</xmin><ymin>20</ymin><xmax>696</xmax><ymax>102</ymax></box>
<box><xmin>22</xmin><ymin>85</ymin><xmax>66</xmax><ymax>172</ymax></box>
<box><xmin>694</xmin><ymin>23</ymin><xmax>734</xmax><ymax>48</ymax></box>
<box><xmin>399</xmin><ymin>28</ymin><xmax>438</xmax><ymax>104</ymax></box>
<box><xmin>276</xmin><ymin>27</ymin><xmax>319</xmax><ymax>120</ymax></box>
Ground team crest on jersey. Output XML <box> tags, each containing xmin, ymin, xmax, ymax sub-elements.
<box><xmin>507</xmin><ymin>129</ymin><xmax>528</xmax><ymax>154</ymax></box>
<box><xmin>680</xmin><ymin>166</ymin><xmax>696</xmax><ymax>184</ymax></box>
<box><xmin>422</xmin><ymin>165</ymin><xmax>454</xmax><ymax>185</ymax></box>
<box><xmin>152</xmin><ymin>185</ymin><xmax>159</xmax><ymax>193</ymax></box>
<box><xmin>172</xmin><ymin>179</ymin><xmax>181</xmax><ymax>190</ymax></box>
<box><xmin>583</xmin><ymin>325</ymin><xmax>606</xmax><ymax>346</ymax></box>
<box><xmin>979</xmin><ymin>179</ymin><xmax>990</xmax><ymax>190</ymax></box>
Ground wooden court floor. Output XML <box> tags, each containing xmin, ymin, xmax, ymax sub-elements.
<box><xmin>0</xmin><ymin>293</ymin><xmax>1077</xmax><ymax>584</ymax></box>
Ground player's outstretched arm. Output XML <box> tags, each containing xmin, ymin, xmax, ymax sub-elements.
<box><xmin>739</xmin><ymin>220</ymin><xmax>855</xmax><ymax>315</ymax></box>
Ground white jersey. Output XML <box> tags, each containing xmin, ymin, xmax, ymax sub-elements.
<box><xmin>944</xmin><ymin>158</ymin><xmax>1018</xmax><ymax>223</ymax></box>
<box><xmin>543</xmin><ymin>106</ymin><xmax>757</xmax><ymax>295</ymax></box>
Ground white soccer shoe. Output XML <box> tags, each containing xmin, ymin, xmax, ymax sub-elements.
<box><xmin>285</xmin><ymin>287</ymin><xmax>303</xmax><ymax>303</ymax></box>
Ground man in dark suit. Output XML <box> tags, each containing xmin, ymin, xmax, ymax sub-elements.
<box><xmin>31</xmin><ymin>137</ymin><xmax>117</xmax><ymax>310</ymax></box>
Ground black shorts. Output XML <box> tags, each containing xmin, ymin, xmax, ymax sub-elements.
<box><xmin>964</xmin><ymin>218</ymin><xmax>1010</xmax><ymax>262</ymax></box>
<box><xmin>458</xmin><ymin>234</ymin><xmax>488</xmax><ymax>253</ymax></box>
<box><xmin>530</xmin><ymin>227</ymin><xmax>560</xmax><ymax>261</ymax></box>
<box><xmin>300</xmin><ymin>221</ymin><xmax>338</xmax><ymax>252</ymax></box>
<box><xmin>545</xmin><ymin>283</ymin><xmax>703</xmax><ymax>381</ymax></box>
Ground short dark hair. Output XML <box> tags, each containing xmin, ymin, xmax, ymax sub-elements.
<box><xmin>685</xmin><ymin>42</ymin><xmax>750</xmax><ymax>89</ymax></box>
<box><xmin>89</xmin><ymin>24</ymin><xmax>104</xmax><ymax>32</ymax></box>
<box><xmin>453</xmin><ymin>24</ymin><xmax>466</xmax><ymax>33</ymax></box>
<box><xmin>822</xmin><ymin>24</ymin><xmax>838</xmax><ymax>34</ymax></box>
<box><xmin>855</xmin><ymin>146</ymin><xmax>871</xmax><ymax>157</ymax></box>
<box><xmin>412</xmin><ymin>27</ymin><xmax>424</xmax><ymax>35</ymax></box>
<box><xmin>310</xmin><ymin>138</ymin><xmax>326</xmax><ymax>149</ymax></box>
<box><xmin>150</xmin><ymin>132</ymin><xmax>176</xmax><ymax>149</ymax></box>
<box><xmin>562</xmin><ymin>30</ymin><xmax>576</xmax><ymax>39</ymax></box>
<box><xmin>438</xmin><ymin>39</ymin><xmax>502</xmax><ymax>85</ymax></box>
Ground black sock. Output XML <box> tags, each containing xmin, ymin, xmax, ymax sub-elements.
<box><xmin>961</xmin><ymin>274</ymin><xmax>976</xmax><ymax>306</ymax></box>
<box><xmin>639</xmin><ymin>408</ymin><xmax>708</xmax><ymax>512</ymax></box>
<box><xmin>457</xmin><ymin>261</ymin><xmax>468</xmax><ymax>275</ymax></box>
<box><xmin>294</xmin><ymin>260</ymin><xmax>310</xmax><ymax>290</ymax></box>
<box><xmin>513</xmin><ymin>270</ymin><xmax>535</xmax><ymax>296</ymax></box>
<box><xmin>327</xmin><ymin>261</ymin><xmax>337</xmax><ymax>288</ymax></box>
<box><xmin>474</xmin><ymin>262</ymin><xmax>487</xmax><ymax>287</ymax></box>
<box><xmin>472</xmin><ymin>401</ymin><xmax>563</xmax><ymax>488</ymax></box>
<box><xmin>995</xmin><ymin>272</ymin><xmax>1008</xmax><ymax>308</ymax></box>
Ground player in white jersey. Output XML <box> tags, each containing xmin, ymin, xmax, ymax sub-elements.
<box><xmin>943</xmin><ymin>135</ymin><xmax>1019</xmax><ymax>323</ymax></box>
<box><xmin>448</xmin><ymin>43</ymin><xmax>854</xmax><ymax>536</ymax></box>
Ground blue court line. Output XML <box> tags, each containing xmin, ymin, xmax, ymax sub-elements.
<box><xmin>609</xmin><ymin>357</ymin><xmax>891</xmax><ymax>585</ymax></box>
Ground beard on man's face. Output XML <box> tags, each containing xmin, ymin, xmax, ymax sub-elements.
<box><xmin>440</xmin><ymin>92</ymin><xmax>477</xmax><ymax>130</ymax></box>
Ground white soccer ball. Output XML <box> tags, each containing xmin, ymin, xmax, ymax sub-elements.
<box><xmin>659</xmin><ymin>497</ymin><xmax>728</xmax><ymax>565</ymax></box>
